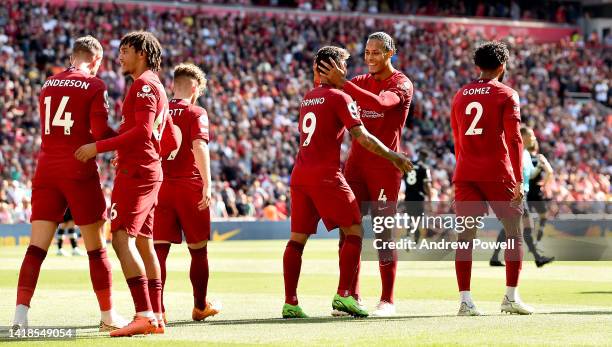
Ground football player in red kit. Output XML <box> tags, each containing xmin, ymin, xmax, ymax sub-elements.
<box><xmin>282</xmin><ymin>46</ymin><xmax>413</xmax><ymax>319</ymax></box>
<box><xmin>450</xmin><ymin>41</ymin><xmax>533</xmax><ymax>316</ymax></box>
<box><xmin>153</xmin><ymin>63</ymin><xmax>220</xmax><ymax>323</ymax></box>
<box><xmin>75</xmin><ymin>31</ymin><xmax>178</xmax><ymax>336</ymax></box>
<box><xmin>12</xmin><ymin>36</ymin><xmax>126</xmax><ymax>332</ymax></box>
<box><xmin>319</xmin><ymin>32</ymin><xmax>413</xmax><ymax>317</ymax></box>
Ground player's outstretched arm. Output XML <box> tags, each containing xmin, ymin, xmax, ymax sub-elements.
<box><xmin>193</xmin><ymin>139</ymin><xmax>212</xmax><ymax>210</ymax></box>
<box><xmin>75</xmin><ymin>110</ymin><xmax>154</xmax><ymax>162</ymax></box>
<box><xmin>319</xmin><ymin>59</ymin><xmax>402</xmax><ymax>113</ymax></box>
<box><xmin>349</xmin><ymin>125</ymin><xmax>413</xmax><ymax>174</ymax></box>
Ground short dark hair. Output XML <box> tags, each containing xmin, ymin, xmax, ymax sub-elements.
<box><xmin>120</xmin><ymin>31</ymin><xmax>163</xmax><ymax>71</ymax></box>
<box><xmin>72</xmin><ymin>35</ymin><xmax>102</xmax><ymax>60</ymax></box>
<box><xmin>314</xmin><ymin>46</ymin><xmax>350</xmax><ymax>74</ymax></box>
<box><xmin>367</xmin><ymin>31</ymin><xmax>396</xmax><ymax>53</ymax></box>
<box><xmin>473</xmin><ymin>41</ymin><xmax>509</xmax><ymax>71</ymax></box>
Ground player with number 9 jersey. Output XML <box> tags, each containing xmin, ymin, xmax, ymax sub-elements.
<box><xmin>290</xmin><ymin>84</ymin><xmax>363</xmax><ymax>233</ymax></box>
<box><xmin>32</xmin><ymin>66</ymin><xmax>115</xmax><ymax>225</ymax></box>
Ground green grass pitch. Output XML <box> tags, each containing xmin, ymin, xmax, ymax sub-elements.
<box><xmin>0</xmin><ymin>240</ymin><xmax>611</xmax><ymax>346</ymax></box>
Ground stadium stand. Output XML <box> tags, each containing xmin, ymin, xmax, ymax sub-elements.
<box><xmin>0</xmin><ymin>0</ymin><xmax>609</xmax><ymax>222</ymax></box>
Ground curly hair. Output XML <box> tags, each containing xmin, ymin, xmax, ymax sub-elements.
<box><xmin>120</xmin><ymin>31</ymin><xmax>163</xmax><ymax>71</ymax></box>
<box><xmin>314</xmin><ymin>46</ymin><xmax>350</xmax><ymax>74</ymax></box>
<box><xmin>174</xmin><ymin>63</ymin><xmax>207</xmax><ymax>96</ymax></box>
<box><xmin>473</xmin><ymin>41</ymin><xmax>509</xmax><ymax>71</ymax></box>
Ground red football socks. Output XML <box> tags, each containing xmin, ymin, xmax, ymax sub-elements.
<box><xmin>87</xmin><ymin>248</ymin><xmax>113</xmax><ymax>311</ymax></box>
<box><xmin>455</xmin><ymin>240</ymin><xmax>473</xmax><ymax>291</ymax></box>
<box><xmin>379</xmin><ymin>250</ymin><xmax>397</xmax><ymax>303</ymax></box>
<box><xmin>188</xmin><ymin>246</ymin><xmax>209</xmax><ymax>310</ymax></box>
<box><xmin>16</xmin><ymin>245</ymin><xmax>47</xmax><ymax>307</ymax></box>
<box><xmin>340</xmin><ymin>234</ymin><xmax>361</xmax><ymax>300</ymax></box>
<box><xmin>505</xmin><ymin>236</ymin><xmax>523</xmax><ymax>287</ymax></box>
<box><xmin>154</xmin><ymin>243</ymin><xmax>171</xmax><ymax>312</ymax></box>
<box><xmin>126</xmin><ymin>275</ymin><xmax>152</xmax><ymax>313</ymax></box>
<box><xmin>148</xmin><ymin>278</ymin><xmax>163</xmax><ymax>315</ymax></box>
<box><xmin>283</xmin><ymin>240</ymin><xmax>304</xmax><ymax>305</ymax></box>
<box><xmin>337</xmin><ymin>235</ymin><xmax>362</xmax><ymax>297</ymax></box>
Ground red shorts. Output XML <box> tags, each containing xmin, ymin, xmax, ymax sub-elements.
<box><xmin>290</xmin><ymin>175</ymin><xmax>361</xmax><ymax>234</ymax></box>
<box><xmin>344</xmin><ymin>162</ymin><xmax>402</xmax><ymax>216</ymax></box>
<box><xmin>110</xmin><ymin>173</ymin><xmax>161</xmax><ymax>238</ymax></box>
<box><xmin>153</xmin><ymin>179</ymin><xmax>210</xmax><ymax>244</ymax></box>
<box><xmin>31</xmin><ymin>175</ymin><xmax>106</xmax><ymax>225</ymax></box>
<box><xmin>454</xmin><ymin>181</ymin><xmax>522</xmax><ymax>218</ymax></box>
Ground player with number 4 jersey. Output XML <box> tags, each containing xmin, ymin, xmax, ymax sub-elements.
<box><xmin>318</xmin><ymin>31</ymin><xmax>413</xmax><ymax>317</ymax></box>
<box><xmin>282</xmin><ymin>46</ymin><xmax>412</xmax><ymax>320</ymax></box>
<box><xmin>450</xmin><ymin>41</ymin><xmax>532</xmax><ymax>317</ymax></box>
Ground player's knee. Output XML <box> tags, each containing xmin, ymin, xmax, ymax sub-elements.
<box><xmin>340</xmin><ymin>224</ymin><xmax>363</xmax><ymax>238</ymax></box>
<box><xmin>187</xmin><ymin>240</ymin><xmax>207</xmax><ymax>249</ymax></box>
<box><xmin>289</xmin><ymin>232</ymin><xmax>309</xmax><ymax>245</ymax></box>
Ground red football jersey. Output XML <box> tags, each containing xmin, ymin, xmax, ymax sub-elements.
<box><xmin>344</xmin><ymin>71</ymin><xmax>413</xmax><ymax>169</ymax></box>
<box><xmin>96</xmin><ymin>70</ymin><xmax>176</xmax><ymax>181</ymax></box>
<box><xmin>162</xmin><ymin>99</ymin><xmax>209</xmax><ymax>179</ymax></box>
<box><xmin>451</xmin><ymin>78</ymin><xmax>523</xmax><ymax>183</ymax></box>
<box><xmin>36</xmin><ymin>67</ymin><xmax>115</xmax><ymax>179</ymax></box>
<box><xmin>291</xmin><ymin>85</ymin><xmax>362</xmax><ymax>185</ymax></box>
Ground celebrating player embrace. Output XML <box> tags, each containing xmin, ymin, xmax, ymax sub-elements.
<box><xmin>282</xmin><ymin>46</ymin><xmax>412</xmax><ymax>319</ymax></box>
<box><xmin>75</xmin><ymin>31</ymin><xmax>178</xmax><ymax>336</ymax></box>
<box><xmin>319</xmin><ymin>31</ymin><xmax>413</xmax><ymax>317</ymax></box>
<box><xmin>451</xmin><ymin>41</ymin><xmax>533</xmax><ymax>316</ymax></box>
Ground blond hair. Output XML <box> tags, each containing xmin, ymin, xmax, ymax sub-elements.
<box><xmin>174</xmin><ymin>63</ymin><xmax>207</xmax><ymax>96</ymax></box>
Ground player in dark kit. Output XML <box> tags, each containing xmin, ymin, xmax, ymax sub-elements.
<box><xmin>282</xmin><ymin>46</ymin><xmax>413</xmax><ymax>319</ymax></box>
<box><xmin>490</xmin><ymin>126</ymin><xmax>555</xmax><ymax>268</ymax></box>
<box><xmin>55</xmin><ymin>208</ymin><xmax>85</xmax><ymax>256</ymax></box>
<box><xmin>527</xmin><ymin>139</ymin><xmax>554</xmax><ymax>243</ymax></box>
<box><xmin>153</xmin><ymin>63</ymin><xmax>221</xmax><ymax>323</ymax></box>
<box><xmin>75</xmin><ymin>31</ymin><xmax>178</xmax><ymax>336</ymax></box>
<box><xmin>403</xmin><ymin>150</ymin><xmax>433</xmax><ymax>244</ymax></box>
<box><xmin>319</xmin><ymin>31</ymin><xmax>413</xmax><ymax>317</ymax></box>
<box><xmin>451</xmin><ymin>41</ymin><xmax>533</xmax><ymax>316</ymax></box>
<box><xmin>12</xmin><ymin>36</ymin><xmax>126</xmax><ymax>332</ymax></box>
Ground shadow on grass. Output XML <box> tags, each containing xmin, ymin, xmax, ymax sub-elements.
<box><xmin>166</xmin><ymin>313</ymin><xmax>459</xmax><ymax>327</ymax></box>
<box><xmin>579</xmin><ymin>291</ymin><xmax>612</xmax><ymax>294</ymax></box>
<box><xmin>541</xmin><ymin>310</ymin><xmax>612</xmax><ymax>316</ymax></box>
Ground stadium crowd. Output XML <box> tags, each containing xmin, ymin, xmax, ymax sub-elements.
<box><xmin>0</xmin><ymin>1</ymin><xmax>610</xmax><ymax>222</ymax></box>
<box><xmin>189</xmin><ymin>0</ymin><xmax>583</xmax><ymax>24</ymax></box>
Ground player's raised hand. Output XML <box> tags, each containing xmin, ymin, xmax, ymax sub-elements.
<box><xmin>318</xmin><ymin>59</ymin><xmax>347</xmax><ymax>88</ymax></box>
<box><xmin>74</xmin><ymin>143</ymin><xmax>98</xmax><ymax>162</ymax></box>
<box><xmin>391</xmin><ymin>152</ymin><xmax>413</xmax><ymax>174</ymax></box>
<box><xmin>198</xmin><ymin>185</ymin><xmax>212</xmax><ymax>210</ymax></box>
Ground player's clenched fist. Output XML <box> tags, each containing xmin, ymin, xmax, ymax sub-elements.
<box><xmin>74</xmin><ymin>143</ymin><xmax>98</xmax><ymax>162</ymax></box>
